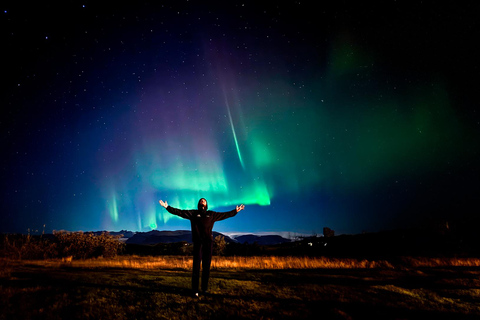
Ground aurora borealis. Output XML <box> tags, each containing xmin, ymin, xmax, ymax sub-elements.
<box><xmin>1</xmin><ymin>2</ymin><xmax>479</xmax><ymax>236</ymax></box>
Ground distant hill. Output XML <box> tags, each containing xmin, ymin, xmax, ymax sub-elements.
<box><xmin>125</xmin><ymin>230</ymin><xmax>235</xmax><ymax>245</ymax></box>
<box><xmin>233</xmin><ymin>234</ymin><xmax>291</xmax><ymax>245</ymax></box>
<box><xmin>92</xmin><ymin>230</ymin><xmax>135</xmax><ymax>238</ymax></box>
<box><xmin>80</xmin><ymin>230</ymin><xmax>292</xmax><ymax>246</ymax></box>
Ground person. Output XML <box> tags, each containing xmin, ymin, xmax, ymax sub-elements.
<box><xmin>159</xmin><ymin>198</ymin><xmax>245</xmax><ymax>297</ymax></box>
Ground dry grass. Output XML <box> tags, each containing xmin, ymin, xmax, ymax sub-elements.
<box><xmin>10</xmin><ymin>255</ymin><xmax>480</xmax><ymax>271</ymax></box>
<box><xmin>401</xmin><ymin>256</ymin><xmax>480</xmax><ymax>267</ymax></box>
<box><xmin>12</xmin><ymin>255</ymin><xmax>395</xmax><ymax>270</ymax></box>
<box><xmin>211</xmin><ymin>256</ymin><xmax>395</xmax><ymax>269</ymax></box>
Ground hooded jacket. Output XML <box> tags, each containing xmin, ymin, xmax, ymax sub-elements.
<box><xmin>166</xmin><ymin>198</ymin><xmax>237</xmax><ymax>243</ymax></box>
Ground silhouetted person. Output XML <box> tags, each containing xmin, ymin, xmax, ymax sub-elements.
<box><xmin>159</xmin><ymin>198</ymin><xmax>244</xmax><ymax>296</ymax></box>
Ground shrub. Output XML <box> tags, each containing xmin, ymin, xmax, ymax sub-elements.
<box><xmin>0</xmin><ymin>234</ymin><xmax>54</xmax><ymax>260</ymax></box>
<box><xmin>53</xmin><ymin>231</ymin><xmax>125</xmax><ymax>259</ymax></box>
<box><xmin>0</xmin><ymin>231</ymin><xmax>125</xmax><ymax>260</ymax></box>
<box><xmin>213</xmin><ymin>235</ymin><xmax>226</xmax><ymax>256</ymax></box>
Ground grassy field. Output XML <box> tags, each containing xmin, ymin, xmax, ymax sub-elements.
<box><xmin>1</xmin><ymin>256</ymin><xmax>480</xmax><ymax>319</ymax></box>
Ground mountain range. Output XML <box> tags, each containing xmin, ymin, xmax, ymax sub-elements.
<box><xmin>104</xmin><ymin>230</ymin><xmax>291</xmax><ymax>246</ymax></box>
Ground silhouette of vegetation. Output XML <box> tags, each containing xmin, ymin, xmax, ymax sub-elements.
<box><xmin>213</xmin><ymin>235</ymin><xmax>226</xmax><ymax>256</ymax></box>
<box><xmin>1</xmin><ymin>231</ymin><xmax>124</xmax><ymax>260</ymax></box>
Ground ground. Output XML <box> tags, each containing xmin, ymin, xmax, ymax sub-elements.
<box><xmin>1</xmin><ymin>258</ymin><xmax>480</xmax><ymax>319</ymax></box>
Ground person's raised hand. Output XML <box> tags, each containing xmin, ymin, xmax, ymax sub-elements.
<box><xmin>236</xmin><ymin>204</ymin><xmax>245</xmax><ymax>212</ymax></box>
<box><xmin>159</xmin><ymin>200</ymin><xmax>168</xmax><ymax>208</ymax></box>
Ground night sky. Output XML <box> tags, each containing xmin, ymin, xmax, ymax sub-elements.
<box><xmin>1</xmin><ymin>1</ymin><xmax>479</xmax><ymax>236</ymax></box>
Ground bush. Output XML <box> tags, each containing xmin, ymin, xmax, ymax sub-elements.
<box><xmin>0</xmin><ymin>231</ymin><xmax>125</xmax><ymax>260</ymax></box>
<box><xmin>0</xmin><ymin>234</ymin><xmax>54</xmax><ymax>260</ymax></box>
<box><xmin>213</xmin><ymin>235</ymin><xmax>226</xmax><ymax>256</ymax></box>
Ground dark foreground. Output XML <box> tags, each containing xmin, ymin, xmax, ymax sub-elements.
<box><xmin>1</xmin><ymin>260</ymin><xmax>480</xmax><ymax>320</ymax></box>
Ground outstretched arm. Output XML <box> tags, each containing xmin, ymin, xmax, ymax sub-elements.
<box><xmin>214</xmin><ymin>204</ymin><xmax>245</xmax><ymax>222</ymax></box>
<box><xmin>159</xmin><ymin>199</ymin><xmax>193</xmax><ymax>220</ymax></box>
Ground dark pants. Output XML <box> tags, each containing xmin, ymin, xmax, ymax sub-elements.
<box><xmin>192</xmin><ymin>241</ymin><xmax>213</xmax><ymax>292</ymax></box>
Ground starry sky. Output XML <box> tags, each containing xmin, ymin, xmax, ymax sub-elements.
<box><xmin>1</xmin><ymin>1</ymin><xmax>479</xmax><ymax>236</ymax></box>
